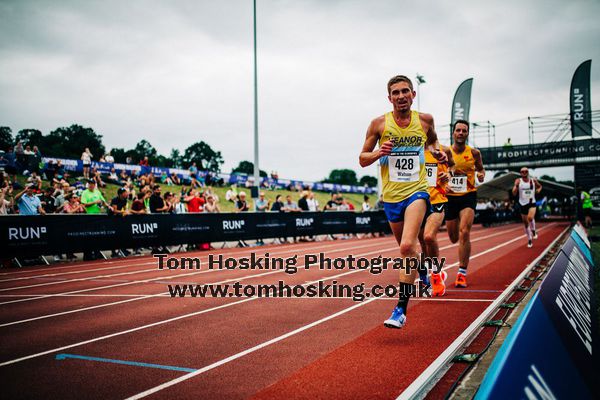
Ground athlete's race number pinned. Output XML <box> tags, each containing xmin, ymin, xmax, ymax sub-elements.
<box><xmin>389</xmin><ymin>151</ymin><xmax>420</xmax><ymax>183</ymax></box>
<box><xmin>425</xmin><ymin>163</ymin><xmax>438</xmax><ymax>187</ymax></box>
<box><xmin>523</xmin><ymin>189</ymin><xmax>533</xmax><ymax>200</ymax></box>
<box><xmin>449</xmin><ymin>175</ymin><xmax>467</xmax><ymax>193</ymax></box>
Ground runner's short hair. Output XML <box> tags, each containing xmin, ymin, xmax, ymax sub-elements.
<box><xmin>387</xmin><ymin>75</ymin><xmax>414</xmax><ymax>93</ymax></box>
<box><xmin>453</xmin><ymin>119</ymin><xmax>470</xmax><ymax>132</ymax></box>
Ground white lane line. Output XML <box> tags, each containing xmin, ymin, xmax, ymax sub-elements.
<box><xmin>0</xmin><ymin>240</ymin><xmax>386</xmax><ymax>305</ymax></box>
<box><xmin>0</xmin><ymin>236</ymin><xmax>395</xmax><ymax>283</ymax></box>
<box><xmin>0</xmin><ymin>243</ymin><xmax>402</xmax><ymax>327</ymax></box>
<box><xmin>126</xmin><ymin>298</ymin><xmax>377</xmax><ymax>400</ymax></box>
<box><xmin>125</xmin><ymin>224</ymin><xmax>558</xmax><ymax>399</ymax></box>
<box><xmin>0</xmin><ymin>235</ymin><xmax>399</xmax><ymax>279</ymax></box>
<box><xmin>0</xmin><ymin>239</ymin><xmax>388</xmax><ymax>291</ymax></box>
<box><xmin>0</xmin><ymin>255</ymin><xmax>391</xmax><ymax>366</ymax></box>
<box><xmin>0</xmin><ymin>224</ymin><xmax>526</xmax><ymax>326</ymax></box>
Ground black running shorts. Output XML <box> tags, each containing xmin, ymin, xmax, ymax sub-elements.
<box><xmin>519</xmin><ymin>203</ymin><xmax>536</xmax><ymax>215</ymax></box>
<box><xmin>446</xmin><ymin>192</ymin><xmax>477</xmax><ymax>220</ymax></box>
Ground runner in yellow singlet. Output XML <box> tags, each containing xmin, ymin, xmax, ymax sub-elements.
<box><xmin>446</xmin><ymin>120</ymin><xmax>485</xmax><ymax>288</ymax></box>
<box><xmin>418</xmin><ymin>144</ymin><xmax>454</xmax><ymax>296</ymax></box>
<box><xmin>359</xmin><ymin>75</ymin><xmax>447</xmax><ymax>329</ymax></box>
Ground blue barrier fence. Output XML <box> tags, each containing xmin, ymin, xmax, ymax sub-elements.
<box><xmin>40</xmin><ymin>157</ymin><xmax>377</xmax><ymax>194</ymax></box>
<box><xmin>475</xmin><ymin>223</ymin><xmax>597</xmax><ymax>399</ymax></box>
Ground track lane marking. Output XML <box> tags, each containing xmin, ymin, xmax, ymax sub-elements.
<box><xmin>0</xmin><ymin>225</ymin><xmax>526</xmax><ymax>327</ymax></box>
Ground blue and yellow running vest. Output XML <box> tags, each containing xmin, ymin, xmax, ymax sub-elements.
<box><xmin>379</xmin><ymin>110</ymin><xmax>428</xmax><ymax>202</ymax></box>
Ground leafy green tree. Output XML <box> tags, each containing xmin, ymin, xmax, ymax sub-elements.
<box><xmin>45</xmin><ymin>124</ymin><xmax>105</xmax><ymax>159</ymax></box>
<box><xmin>168</xmin><ymin>149</ymin><xmax>183</xmax><ymax>168</ymax></box>
<box><xmin>323</xmin><ymin>169</ymin><xmax>358</xmax><ymax>185</ymax></box>
<box><xmin>15</xmin><ymin>129</ymin><xmax>43</xmax><ymax>147</ymax></box>
<box><xmin>110</xmin><ymin>148</ymin><xmax>126</xmax><ymax>163</ymax></box>
<box><xmin>0</xmin><ymin>126</ymin><xmax>13</xmax><ymax>151</ymax></box>
<box><xmin>359</xmin><ymin>175</ymin><xmax>377</xmax><ymax>187</ymax></box>
<box><xmin>133</xmin><ymin>140</ymin><xmax>158</xmax><ymax>162</ymax></box>
<box><xmin>232</xmin><ymin>160</ymin><xmax>267</xmax><ymax>177</ymax></box>
<box><xmin>182</xmin><ymin>141</ymin><xmax>224</xmax><ymax>172</ymax></box>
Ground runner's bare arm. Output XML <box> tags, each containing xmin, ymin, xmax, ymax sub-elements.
<box><xmin>534</xmin><ymin>179</ymin><xmax>542</xmax><ymax>193</ymax></box>
<box><xmin>422</xmin><ymin>113</ymin><xmax>447</xmax><ymax>163</ymax></box>
<box><xmin>512</xmin><ymin>178</ymin><xmax>520</xmax><ymax>196</ymax></box>
<box><xmin>442</xmin><ymin>145</ymin><xmax>455</xmax><ymax>169</ymax></box>
<box><xmin>472</xmin><ymin>148</ymin><xmax>485</xmax><ymax>182</ymax></box>
<box><xmin>359</xmin><ymin>117</ymin><xmax>390</xmax><ymax>167</ymax></box>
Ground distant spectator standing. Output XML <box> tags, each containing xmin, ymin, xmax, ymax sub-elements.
<box><xmin>225</xmin><ymin>184</ymin><xmax>238</xmax><ymax>202</ymax></box>
<box><xmin>298</xmin><ymin>191</ymin><xmax>310</xmax><ymax>212</ymax></box>
<box><xmin>254</xmin><ymin>192</ymin><xmax>269</xmax><ymax>245</ymax></box>
<box><xmin>270</xmin><ymin>195</ymin><xmax>284</xmax><ymax>212</ymax></box>
<box><xmin>80</xmin><ymin>180</ymin><xmax>108</xmax><ymax>214</ymax></box>
<box><xmin>343</xmin><ymin>198</ymin><xmax>355</xmax><ymax>211</ymax></box>
<box><xmin>283</xmin><ymin>195</ymin><xmax>301</xmax><ymax>212</ymax></box>
<box><xmin>173</xmin><ymin>194</ymin><xmax>187</xmax><ymax>214</ymax></box>
<box><xmin>189</xmin><ymin>162</ymin><xmax>198</xmax><ymax>176</ymax></box>
<box><xmin>324</xmin><ymin>192</ymin><xmax>339</xmax><ymax>211</ymax></box>
<box><xmin>62</xmin><ymin>193</ymin><xmax>84</xmax><ymax>214</ymax></box>
<box><xmin>26</xmin><ymin>171</ymin><xmax>42</xmax><ymax>191</ymax></box>
<box><xmin>0</xmin><ymin>185</ymin><xmax>14</xmax><ymax>214</ymax></box>
<box><xmin>306</xmin><ymin>191</ymin><xmax>319</xmax><ymax>212</ymax></box>
<box><xmin>255</xmin><ymin>191</ymin><xmax>269</xmax><ymax>212</ymax></box>
<box><xmin>15</xmin><ymin>140</ymin><xmax>24</xmax><ymax>155</ymax></box>
<box><xmin>139</xmin><ymin>156</ymin><xmax>150</xmax><ymax>167</ymax></box>
<box><xmin>204</xmin><ymin>194</ymin><xmax>221</xmax><ymax>213</ymax></box>
<box><xmin>15</xmin><ymin>184</ymin><xmax>45</xmax><ymax>215</ymax></box>
<box><xmin>337</xmin><ymin>196</ymin><xmax>350</xmax><ymax>211</ymax></box>
<box><xmin>109</xmin><ymin>187</ymin><xmax>129</xmax><ymax>217</ymax></box>
<box><xmin>149</xmin><ymin>185</ymin><xmax>168</xmax><ymax>213</ymax></box>
<box><xmin>374</xmin><ymin>194</ymin><xmax>385</xmax><ymax>211</ymax></box>
<box><xmin>2</xmin><ymin>147</ymin><xmax>18</xmax><ymax>181</ymax></box>
<box><xmin>106</xmin><ymin>168</ymin><xmax>119</xmax><ymax>185</ymax></box>
<box><xmin>109</xmin><ymin>187</ymin><xmax>131</xmax><ymax>257</ymax></box>
<box><xmin>40</xmin><ymin>187</ymin><xmax>56</xmax><ymax>214</ymax></box>
<box><xmin>236</xmin><ymin>191</ymin><xmax>249</xmax><ymax>212</ymax></box>
<box><xmin>184</xmin><ymin>189</ymin><xmax>204</xmax><ymax>213</ymax></box>
<box><xmin>104</xmin><ymin>153</ymin><xmax>114</xmax><ymax>163</ymax></box>
<box><xmin>362</xmin><ymin>195</ymin><xmax>371</xmax><ymax>211</ymax></box>
<box><xmin>129</xmin><ymin>192</ymin><xmax>147</xmax><ymax>215</ymax></box>
<box><xmin>81</xmin><ymin>148</ymin><xmax>93</xmax><ymax>179</ymax></box>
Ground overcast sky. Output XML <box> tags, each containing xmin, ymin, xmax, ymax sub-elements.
<box><xmin>1</xmin><ymin>0</ymin><xmax>599</xmax><ymax>182</ymax></box>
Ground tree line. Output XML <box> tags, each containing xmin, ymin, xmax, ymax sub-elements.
<box><xmin>0</xmin><ymin>125</ymin><xmax>377</xmax><ymax>186</ymax></box>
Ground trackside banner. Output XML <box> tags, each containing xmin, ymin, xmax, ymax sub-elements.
<box><xmin>475</xmin><ymin>224</ymin><xmax>598</xmax><ymax>400</ymax></box>
<box><xmin>570</xmin><ymin>59</ymin><xmax>592</xmax><ymax>138</ymax></box>
<box><xmin>478</xmin><ymin>138</ymin><xmax>600</xmax><ymax>169</ymax></box>
<box><xmin>450</xmin><ymin>78</ymin><xmax>473</xmax><ymax>144</ymax></box>
<box><xmin>0</xmin><ymin>211</ymin><xmax>390</xmax><ymax>258</ymax></box>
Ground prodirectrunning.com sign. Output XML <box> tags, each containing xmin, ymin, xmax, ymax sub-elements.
<box><xmin>481</xmin><ymin>138</ymin><xmax>600</xmax><ymax>168</ymax></box>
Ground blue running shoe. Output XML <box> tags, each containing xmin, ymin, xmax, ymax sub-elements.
<box><xmin>420</xmin><ymin>270</ymin><xmax>430</xmax><ymax>285</ymax></box>
<box><xmin>384</xmin><ymin>306</ymin><xmax>407</xmax><ymax>329</ymax></box>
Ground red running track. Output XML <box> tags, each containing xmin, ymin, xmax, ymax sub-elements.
<box><xmin>0</xmin><ymin>222</ymin><xmax>567</xmax><ymax>399</ymax></box>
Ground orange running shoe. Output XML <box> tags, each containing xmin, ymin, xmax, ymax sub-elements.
<box><xmin>431</xmin><ymin>271</ymin><xmax>447</xmax><ymax>296</ymax></box>
<box><xmin>455</xmin><ymin>273</ymin><xmax>468</xmax><ymax>288</ymax></box>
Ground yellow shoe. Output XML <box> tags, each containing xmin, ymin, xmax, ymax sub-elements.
<box><xmin>455</xmin><ymin>273</ymin><xmax>467</xmax><ymax>288</ymax></box>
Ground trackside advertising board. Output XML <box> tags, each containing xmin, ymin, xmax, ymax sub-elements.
<box><xmin>475</xmin><ymin>224</ymin><xmax>598</xmax><ymax>400</ymax></box>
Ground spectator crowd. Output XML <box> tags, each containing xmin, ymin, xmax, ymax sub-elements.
<box><xmin>0</xmin><ymin>146</ymin><xmax>378</xmax><ymax>217</ymax></box>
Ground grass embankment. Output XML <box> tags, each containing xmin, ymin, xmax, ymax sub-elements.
<box><xmin>14</xmin><ymin>175</ymin><xmax>373</xmax><ymax>213</ymax></box>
